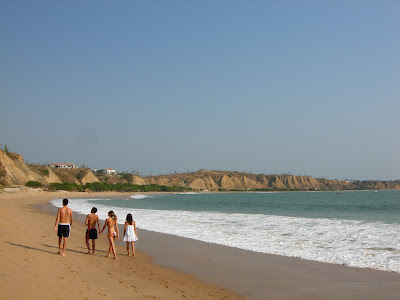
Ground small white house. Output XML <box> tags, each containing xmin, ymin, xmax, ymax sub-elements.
<box><xmin>50</xmin><ymin>163</ymin><xmax>78</xmax><ymax>169</ymax></box>
<box><xmin>105</xmin><ymin>169</ymin><xmax>116</xmax><ymax>175</ymax></box>
<box><xmin>97</xmin><ymin>169</ymin><xmax>116</xmax><ymax>175</ymax></box>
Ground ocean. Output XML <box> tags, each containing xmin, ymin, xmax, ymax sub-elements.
<box><xmin>51</xmin><ymin>190</ymin><xmax>400</xmax><ymax>273</ymax></box>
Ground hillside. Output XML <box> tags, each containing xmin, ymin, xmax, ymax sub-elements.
<box><xmin>0</xmin><ymin>150</ymin><xmax>99</xmax><ymax>187</ymax></box>
<box><xmin>140</xmin><ymin>170</ymin><xmax>400</xmax><ymax>191</ymax></box>
<box><xmin>1</xmin><ymin>150</ymin><xmax>399</xmax><ymax>191</ymax></box>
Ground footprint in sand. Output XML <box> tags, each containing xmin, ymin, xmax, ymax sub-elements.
<box><xmin>130</xmin><ymin>285</ymin><xmax>138</xmax><ymax>293</ymax></box>
<box><xmin>68</xmin><ymin>266</ymin><xmax>78</xmax><ymax>273</ymax></box>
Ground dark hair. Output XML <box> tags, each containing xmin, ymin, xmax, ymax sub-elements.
<box><xmin>62</xmin><ymin>198</ymin><xmax>68</xmax><ymax>205</ymax></box>
<box><xmin>108</xmin><ymin>210</ymin><xmax>117</xmax><ymax>221</ymax></box>
<box><xmin>126</xmin><ymin>213</ymin><xmax>133</xmax><ymax>225</ymax></box>
<box><xmin>91</xmin><ymin>207</ymin><xmax>97</xmax><ymax>213</ymax></box>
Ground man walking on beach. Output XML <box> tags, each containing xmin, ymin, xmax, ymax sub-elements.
<box><xmin>54</xmin><ymin>198</ymin><xmax>73</xmax><ymax>257</ymax></box>
<box><xmin>85</xmin><ymin>207</ymin><xmax>100</xmax><ymax>254</ymax></box>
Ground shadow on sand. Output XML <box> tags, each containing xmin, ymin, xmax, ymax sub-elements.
<box><xmin>41</xmin><ymin>243</ymin><xmax>109</xmax><ymax>255</ymax></box>
<box><xmin>6</xmin><ymin>242</ymin><xmax>60</xmax><ymax>255</ymax></box>
<box><xmin>6</xmin><ymin>242</ymin><xmax>108</xmax><ymax>256</ymax></box>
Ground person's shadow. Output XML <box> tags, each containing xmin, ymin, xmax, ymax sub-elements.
<box><xmin>41</xmin><ymin>243</ymin><xmax>109</xmax><ymax>254</ymax></box>
<box><xmin>6</xmin><ymin>242</ymin><xmax>58</xmax><ymax>255</ymax></box>
<box><xmin>6</xmin><ymin>242</ymin><xmax>108</xmax><ymax>255</ymax></box>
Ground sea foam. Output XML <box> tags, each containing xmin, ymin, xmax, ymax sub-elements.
<box><xmin>130</xmin><ymin>194</ymin><xmax>151</xmax><ymax>199</ymax></box>
<box><xmin>51</xmin><ymin>197</ymin><xmax>400</xmax><ymax>273</ymax></box>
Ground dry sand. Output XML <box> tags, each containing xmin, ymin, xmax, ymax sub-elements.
<box><xmin>0</xmin><ymin>191</ymin><xmax>242</xmax><ymax>299</ymax></box>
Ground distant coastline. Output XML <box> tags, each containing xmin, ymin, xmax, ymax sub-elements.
<box><xmin>1</xmin><ymin>149</ymin><xmax>399</xmax><ymax>192</ymax></box>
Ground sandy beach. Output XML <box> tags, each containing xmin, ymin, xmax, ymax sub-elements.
<box><xmin>0</xmin><ymin>191</ymin><xmax>242</xmax><ymax>299</ymax></box>
<box><xmin>1</xmin><ymin>190</ymin><xmax>400</xmax><ymax>300</ymax></box>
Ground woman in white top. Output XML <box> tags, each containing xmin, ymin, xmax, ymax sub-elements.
<box><xmin>123</xmin><ymin>213</ymin><xmax>138</xmax><ymax>258</ymax></box>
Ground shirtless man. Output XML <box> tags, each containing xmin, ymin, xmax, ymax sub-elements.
<box><xmin>54</xmin><ymin>198</ymin><xmax>73</xmax><ymax>257</ymax></box>
<box><xmin>85</xmin><ymin>207</ymin><xmax>100</xmax><ymax>254</ymax></box>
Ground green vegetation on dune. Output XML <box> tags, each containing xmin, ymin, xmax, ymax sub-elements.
<box><xmin>25</xmin><ymin>180</ymin><xmax>44</xmax><ymax>188</ymax></box>
<box><xmin>45</xmin><ymin>182</ymin><xmax>192</xmax><ymax>193</ymax></box>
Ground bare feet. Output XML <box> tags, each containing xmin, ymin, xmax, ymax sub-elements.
<box><xmin>113</xmin><ymin>256</ymin><xmax>117</xmax><ymax>260</ymax></box>
<box><xmin>86</xmin><ymin>250</ymin><xmax>91</xmax><ymax>254</ymax></box>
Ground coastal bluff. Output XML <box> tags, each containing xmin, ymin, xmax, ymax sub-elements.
<box><xmin>1</xmin><ymin>150</ymin><xmax>399</xmax><ymax>191</ymax></box>
<box><xmin>0</xmin><ymin>150</ymin><xmax>99</xmax><ymax>187</ymax></box>
<box><xmin>142</xmin><ymin>170</ymin><xmax>400</xmax><ymax>191</ymax></box>
<box><xmin>145</xmin><ymin>170</ymin><xmax>326</xmax><ymax>191</ymax></box>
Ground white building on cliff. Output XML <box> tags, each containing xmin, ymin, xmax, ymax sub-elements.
<box><xmin>50</xmin><ymin>163</ymin><xmax>78</xmax><ymax>169</ymax></box>
<box><xmin>94</xmin><ymin>169</ymin><xmax>116</xmax><ymax>175</ymax></box>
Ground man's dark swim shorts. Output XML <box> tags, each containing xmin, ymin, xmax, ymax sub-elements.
<box><xmin>86</xmin><ymin>228</ymin><xmax>98</xmax><ymax>240</ymax></box>
<box><xmin>57</xmin><ymin>224</ymin><xmax>70</xmax><ymax>238</ymax></box>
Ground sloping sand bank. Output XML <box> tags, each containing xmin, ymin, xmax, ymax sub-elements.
<box><xmin>141</xmin><ymin>229</ymin><xmax>400</xmax><ymax>300</ymax></box>
<box><xmin>0</xmin><ymin>191</ymin><xmax>242</xmax><ymax>299</ymax></box>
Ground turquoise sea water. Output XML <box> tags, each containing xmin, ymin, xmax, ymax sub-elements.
<box><xmin>98</xmin><ymin>190</ymin><xmax>400</xmax><ymax>223</ymax></box>
<box><xmin>52</xmin><ymin>190</ymin><xmax>400</xmax><ymax>272</ymax></box>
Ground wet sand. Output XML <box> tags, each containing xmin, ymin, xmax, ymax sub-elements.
<box><xmin>139</xmin><ymin>229</ymin><xmax>400</xmax><ymax>299</ymax></box>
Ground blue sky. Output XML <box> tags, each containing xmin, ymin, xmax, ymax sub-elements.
<box><xmin>1</xmin><ymin>1</ymin><xmax>399</xmax><ymax>180</ymax></box>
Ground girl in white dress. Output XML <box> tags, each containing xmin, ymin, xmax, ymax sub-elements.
<box><xmin>123</xmin><ymin>213</ymin><xmax>138</xmax><ymax>258</ymax></box>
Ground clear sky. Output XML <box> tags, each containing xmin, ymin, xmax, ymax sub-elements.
<box><xmin>1</xmin><ymin>1</ymin><xmax>399</xmax><ymax>180</ymax></box>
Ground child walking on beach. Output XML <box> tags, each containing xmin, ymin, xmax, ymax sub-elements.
<box><xmin>123</xmin><ymin>213</ymin><xmax>138</xmax><ymax>258</ymax></box>
<box><xmin>101</xmin><ymin>211</ymin><xmax>119</xmax><ymax>259</ymax></box>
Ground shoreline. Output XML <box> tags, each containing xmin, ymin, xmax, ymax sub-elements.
<box><xmin>45</xmin><ymin>191</ymin><xmax>400</xmax><ymax>299</ymax></box>
<box><xmin>2</xmin><ymin>190</ymin><xmax>400</xmax><ymax>299</ymax></box>
<box><xmin>0</xmin><ymin>190</ymin><xmax>243</xmax><ymax>299</ymax></box>
<box><xmin>5</xmin><ymin>186</ymin><xmax>395</xmax><ymax>194</ymax></box>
